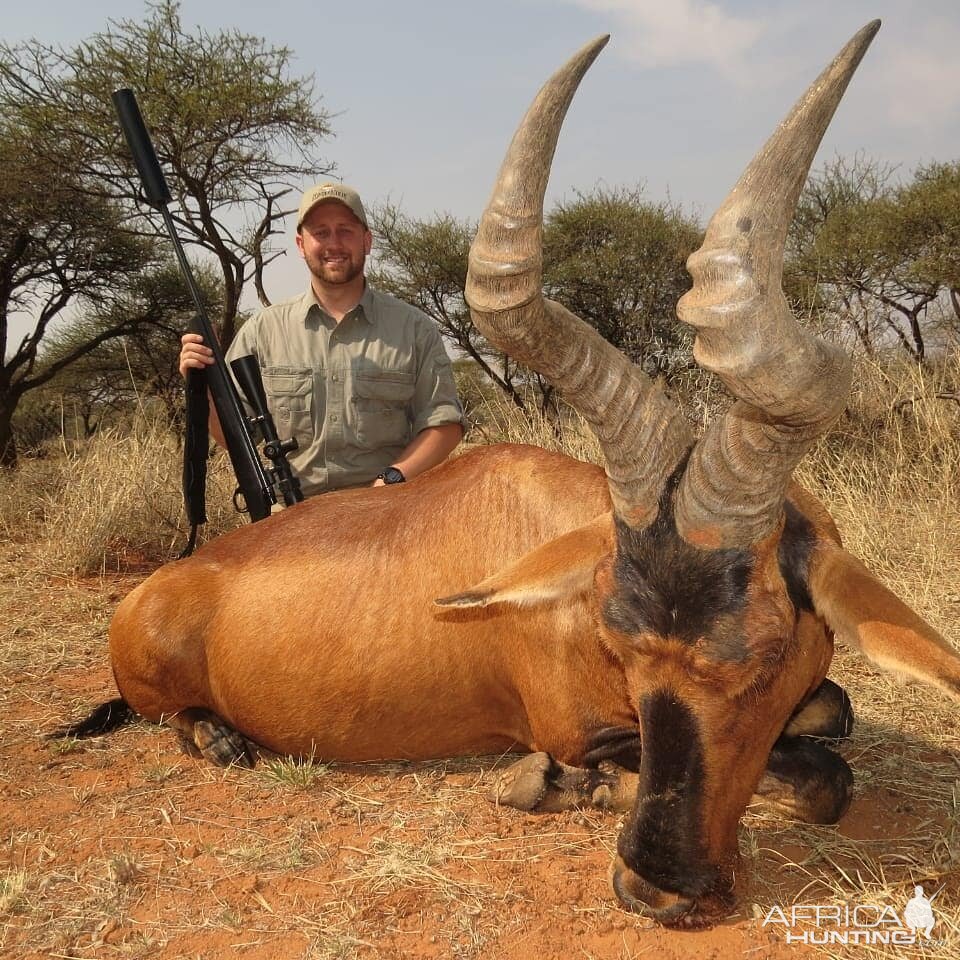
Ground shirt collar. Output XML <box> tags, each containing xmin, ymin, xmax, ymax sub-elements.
<box><xmin>301</xmin><ymin>282</ymin><xmax>375</xmax><ymax>327</ymax></box>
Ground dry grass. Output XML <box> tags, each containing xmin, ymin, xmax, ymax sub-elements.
<box><xmin>0</xmin><ymin>416</ymin><xmax>244</xmax><ymax>576</ymax></box>
<box><xmin>0</xmin><ymin>353</ymin><xmax>958</xmax><ymax>958</ymax></box>
<box><xmin>472</xmin><ymin>388</ymin><xmax>604</xmax><ymax>465</ymax></box>
<box><xmin>799</xmin><ymin>355</ymin><xmax>960</xmax><ymax>638</ymax></box>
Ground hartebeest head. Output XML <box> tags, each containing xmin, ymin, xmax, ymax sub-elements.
<box><xmin>464</xmin><ymin>23</ymin><xmax>882</xmax><ymax>926</ymax></box>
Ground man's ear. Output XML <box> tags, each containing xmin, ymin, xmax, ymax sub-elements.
<box><xmin>364</xmin><ymin>230</ymin><xmax>373</xmax><ymax>256</ymax></box>
<box><xmin>809</xmin><ymin>543</ymin><xmax>960</xmax><ymax>700</ymax></box>
<box><xmin>435</xmin><ymin>513</ymin><xmax>612</xmax><ymax>609</ymax></box>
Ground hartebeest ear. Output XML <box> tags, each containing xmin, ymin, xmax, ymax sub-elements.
<box><xmin>435</xmin><ymin>514</ymin><xmax>613</xmax><ymax>609</ymax></box>
<box><xmin>809</xmin><ymin>544</ymin><xmax>960</xmax><ymax>700</ymax></box>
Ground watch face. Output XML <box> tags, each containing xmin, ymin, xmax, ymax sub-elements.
<box><xmin>382</xmin><ymin>467</ymin><xmax>405</xmax><ymax>484</ymax></box>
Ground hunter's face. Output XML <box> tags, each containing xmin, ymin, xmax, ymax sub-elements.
<box><xmin>297</xmin><ymin>202</ymin><xmax>371</xmax><ymax>288</ymax></box>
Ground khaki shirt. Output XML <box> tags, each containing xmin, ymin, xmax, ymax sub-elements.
<box><xmin>227</xmin><ymin>284</ymin><xmax>462</xmax><ymax>496</ymax></box>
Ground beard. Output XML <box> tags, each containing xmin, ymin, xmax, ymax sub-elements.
<box><xmin>304</xmin><ymin>248</ymin><xmax>366</xmax><ymax>286</ymax></box>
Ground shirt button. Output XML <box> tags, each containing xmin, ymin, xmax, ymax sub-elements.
<box><xmin>332</xmin><ymin>374</ymin><xmax>339</xmax><ymax>382</ymax></box>
<box><xmin>331</xmin><ymin>414</ymin><xmax>339</xmax><ymax>422</ymax></box>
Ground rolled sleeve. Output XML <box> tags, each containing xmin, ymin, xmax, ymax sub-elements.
<box><xmin>411</xmin><ymin>322</ymin><xmax>464</xmax><ymax>434</ymax></box>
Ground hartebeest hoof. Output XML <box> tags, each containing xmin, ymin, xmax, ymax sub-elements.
<box><xmin>488</xmin><ymin>752</ymin><xmax>553</xmax><ymax>810</ymax></box>
<box><xmin>169</xmin><ymin>709</ymin><xmax>255</xmax><ymax>768</ymax></box>
<box><xmin>754</xmin><ymin>735</ymin><xmax>853</xmax><ymax>823</ymax></box>
<box><xmin>784</xmin><ymin>678</ymin><xmax>854</xmax><ymax>740</ymax></box>
<box><xmin>490</xmin><ymin>753</ymin><xmax>638</xmax><ymax>812</ymax></box>
<box><xmin>193</xmin><ymin>720</ymin><xmax>254</xmax><ymax>768</ymax></box>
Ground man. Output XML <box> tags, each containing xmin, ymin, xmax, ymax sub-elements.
<box><xmin>179</xmin><ymin>182</ymin><xmax>463</xmax><ymax>495</ymax></box>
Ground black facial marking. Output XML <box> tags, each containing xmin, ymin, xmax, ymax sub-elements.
<box><xmin>617</xmin><ymin>692</ymin><xmax>718</xmax><ymax>897</ymax></box>
<box><xmin>778</xmin><ymin>500</ymin><xmax>816</xmax><ymax>612</ymax></box>
<box><xmin>583</xmin><ymin>725</ymin><xmax>642</xmax><ymax>772</ymax></box>
<box><xmin>603</xmin><ymin>467</ymin><xmax>753</xmax><ymax>659</ymax></box>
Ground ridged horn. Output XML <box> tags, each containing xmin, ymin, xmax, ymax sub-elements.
<box><xmin>465</xmin><ymin>36</ymin><xmax>693</xmax><ymax>528</ymax></box>
<box><xmin>674</xmin><ymin>20</ymin><xmax>880</xmax><ymax>549</ymax></box>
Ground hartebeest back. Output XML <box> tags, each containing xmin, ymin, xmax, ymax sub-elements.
<box><xmin>62</xmin><ymin>22</ymin><xmax>960</xmax><ymax>929</ymax></box>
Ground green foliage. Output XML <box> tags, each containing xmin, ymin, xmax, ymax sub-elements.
<box><xmin>897</xmin><ymin>161</ymin><xmax>960</xmax><ymax>294</ymax></box>
<box><xmin>543</xmin><ymin>186</ymin><xmax>703</xmax><ymax>376</ymax></box>
<box><xmin>32</xmin><ymin>261</ymin><xmax>225</xmax><ymax>439</ymax></box>
<box><xmin>371</xmin><ymin>187</ymin><xmax>704</xmax><ymax>419</ymax></box>
<box><xmin>787</xmin><ymin>155</ymin><xmax>960</xmax><ymax>360</ymax></box>
<box><xmin>0</xmin><ymin>101</ymin><xmax>156</xmax><ymax>465</ymax></box>
<box><xmin>260</xmin><ymin>754</ymin><xmax>331</xmax><ymax>789</ymax></box>
<box><xmin>369</xmin><ymin>206</ymin><xmax>475</xmax><ymax>349</ymax></box>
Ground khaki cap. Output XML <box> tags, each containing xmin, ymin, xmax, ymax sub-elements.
<box><xmin>297</xmin><ymin>182</ymin><xmax>368</xmax><ymax>228</ymax></box>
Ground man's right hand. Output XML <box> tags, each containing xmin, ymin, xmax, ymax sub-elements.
<box><xmin>178</xmin><ymin>333</ymin><xmax>228</xmax><ymax>448</ymax></box>
<box><xmin>179</xmin><ymin>333</ymin><xmax>216</xmax><ymax>378</ymax></box>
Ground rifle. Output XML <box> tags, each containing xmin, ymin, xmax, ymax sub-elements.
<box><xmin>112</xmin><ymin>88</ymin><xmax>303</xmax><ymax>551</ymax></box>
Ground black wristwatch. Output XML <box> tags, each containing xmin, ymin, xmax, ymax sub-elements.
<box><xmin>378</xmin><ymin>466</ymin><xmax>406</xmax><ymax>485</ymax></box>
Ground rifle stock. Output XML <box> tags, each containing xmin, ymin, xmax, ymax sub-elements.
<box><xmin>112</xmin><ymin>88</ymin><xmax>301</xmax><ymax>526</ymax></box>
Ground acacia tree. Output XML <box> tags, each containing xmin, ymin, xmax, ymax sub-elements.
<box><xmin>34</xmin><ymin>261</ymin><xmax>224</xmax><ymax>437</ymax></box>
<box><xmin>788</xmin><ymin>156</ymin><xmax>958</xmax><ymax>360</ymax></box>
<box><xmin>0</xmin><ymin>0</ymin><xmax>335</xmax><ymax>345</ymax></box>
<box><xmin>0</xmin><ymin>113</ymin><xmax>154</xmax><ymax>466</ymax></box>
<box><xmin>543</xmin><ymin>186</ymin><xmax>702</xmax><ymax>377</ymax></box>
<box><xmin>895</xmin><ymin>161</ymin><xmax>960</xmax><ymax>338</ymax></box>
<box><xmin>371</xmin><ymin>188</ymin><xmax>703</xmax><ymax>416</ymax></box>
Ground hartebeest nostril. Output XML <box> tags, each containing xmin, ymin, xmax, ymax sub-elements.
<box><xmin>610</xmin><ymin>857</ymin><xmax>694</xmax><ymax>921</ymax></box>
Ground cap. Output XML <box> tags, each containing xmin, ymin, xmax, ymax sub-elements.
<box><xmin>297</xmin><ymin>182</ymin><xmax>368</xmax><ymax>229</ymax></box>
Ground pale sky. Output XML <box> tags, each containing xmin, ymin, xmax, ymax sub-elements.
<box><xmin>6</xmin><ymin>0</ymin><xmax>960</xmax><ymax>341</ymax></box>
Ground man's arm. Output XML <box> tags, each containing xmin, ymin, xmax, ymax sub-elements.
<box><xmin>376</xmin><ymin>314</ymin><xmax>464</xmax><ymax>486</ymax></box>
<box><xmin>373</xmin><ymin>422</ymin><xmax>463</xmax><ymax>486</ymax></box>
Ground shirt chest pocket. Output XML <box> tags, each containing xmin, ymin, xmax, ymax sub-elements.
<box><xmin>261</xmin><ymin>368</ymin><xmax>314</xmax><ymax>439</ymax></box>
<box><xmin>352</xmin><ymin>372</ymin><xmax>414</xmax><ymax>449</ymax></box>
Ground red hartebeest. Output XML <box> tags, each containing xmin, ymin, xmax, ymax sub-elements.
<box><xmin>60</xmin><ymin>23</ymin><xmax>960</xmax><ymax>928</ymax></box>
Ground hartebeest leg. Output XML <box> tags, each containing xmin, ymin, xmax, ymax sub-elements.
<box><xmin>165</xmin><ymin>708</ymin><xmax>256</xmax><ymax>768</ymax></box>
<box><xmin>491</xmin><ymin>733</ymin><xmax>852</xmax><ymax>825</ymax></box>
<box><xmin>489</xmin><ymin>753</ymin><xmax>637</xmax><ymax>813</ymax></box>
<box><xmin>581</xmin><ymin>725</ymin><xmax>643</xmax><ymax>771</ymax></box>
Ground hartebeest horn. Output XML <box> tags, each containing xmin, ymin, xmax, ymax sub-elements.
<box><xmin>466</xmin><ymin>36</ymin><xmax>693</xmax><ymax>529</ymax></box>
<box><xmin>673</xmin><ymin>21</ymin><xmax>880</xmax><ymax>549</ymax></box>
